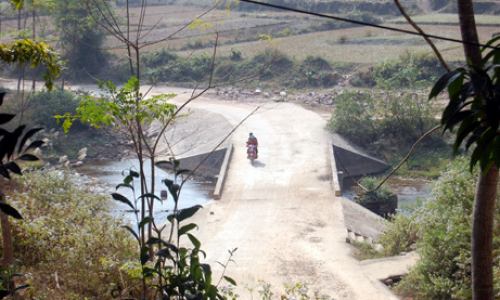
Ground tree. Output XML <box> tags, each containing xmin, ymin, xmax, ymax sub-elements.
<box><xmin>45</xmin><ymin>0</ymin><xmax>108</xmax><ymax>79</ymax></box>
<box><xmin>427</xmin><ymin>1</ymin><xmax>499</xmax><ymax>299</ymax></box>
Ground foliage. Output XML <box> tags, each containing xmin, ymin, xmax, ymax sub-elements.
<box><xmin>378</xmin><ymin>212</ymin><xmax>419</xmax><ymax>256</ymax></box>
<box><xmin>356</xmin><ymin>177</ymin><xmax>396</xmax><ymax>205</ymax></box>
<box><xmin>109</xmin><ymin>160</ymin><xmax>236</xmax><ymax>299</ymax></box>
<box><xmin>327</xmin><ymin>89</ymin><xmax>444</xmax><ymax>158</ymax></box>
<box><xmin>25</xmin><ymin>89</ymin><xmax>86</xmax><ymax>131</ymax></box>
<box><xmin>351</xmin><ymin>51</ymin><xmax>444</xmax><ymax>89</ymax></box>
<box><xmin>140</xmin><ymin>50</ymin><xmax>340</xmax><ymax>89</ymax></box>
<box><xmin>0</xmin><ymin>39</ymin><xmax>60</xmax><ymax>90</ymax></box>
<box><xmin>349</xmin><ymin>240</ymin><xmax>385</xmax><ymax>261</ymax></box>
<box><xmin>55</xmin><ymin>77</ymin><xmax>177</xmax><ymax>134</ymax></box>
<box><xmin>429</xmin><ymin>36</ymin><xmax>500</xmax><ymax>172</ymax></box>
<box><xmin>355</xmin><ymin>176</ymin><xmax>397</xmax><ymax>217</ymax></box>
<box><xmin>327</xmin><ymin>89</ymin><xmax>377</xmax><ymax>146</ymax></box>
<box><xmin>0</xmin><ymin>91</ymin><xmax>45</xmax><ymax>299</ymax></box>
<box><xmin>242</xmin><ymin>281</ymin><xmax>335</xmax><ymax>300</ymax></box>
<box><xmin>382</xmin><ymin>157</ymin><xmax>500</xmax><ymax>300</ymax></box>
<box><xmin>0</xmin><ymin>91</ymin><xmax>43</xmax><ymax>217</ymax></box>
<box><xmin>5</xmin><ymin>170</ymin><xmax>135</xmax><ymax>299</ymax></box>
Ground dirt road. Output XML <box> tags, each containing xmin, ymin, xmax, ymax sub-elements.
<box><xmin>167</xmin><ymin>93</ymin><xmax>417</xmax><ymax>300</ymax></box>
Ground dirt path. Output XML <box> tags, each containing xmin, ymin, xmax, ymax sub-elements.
<box><xmin>166</xmin><ymin>93</ymin><xmax>417</xmax><ymax>300</ymax></box>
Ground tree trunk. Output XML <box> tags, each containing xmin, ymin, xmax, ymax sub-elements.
<box><xmin>472</xmin><ymin>166</ymin><xmax>498</xmax><ymax>300</ymax></box>
<box><xmin>0</xmin><ymin>176</ymin><xmax>13</xmax><ymax>268</ymax></box>
<box><xmin>457</xmin><ymin>1</ymin><xmax>499</xmax><ymax>299</ymax></box>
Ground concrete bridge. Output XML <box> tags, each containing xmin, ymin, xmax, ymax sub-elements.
<box><xmin>154</xmin><ymin>96</ymin><xmax>417</xmax><ymax>300</ymax></box>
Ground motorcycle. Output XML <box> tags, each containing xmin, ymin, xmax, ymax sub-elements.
<box><xmin>247</xmin><ymin>144</ymin><xmax>257</xmax><ymax>165</ymax></box>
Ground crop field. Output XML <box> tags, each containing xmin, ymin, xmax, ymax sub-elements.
<box><xmin>0</xmin><ymin>2</ymin><xmax>499</xmax><ymax>73</ymax></box>
<box><xmin>157</xmin><ymin>6</ymin><xmax>500</xmax><ymax>65</ymax></box>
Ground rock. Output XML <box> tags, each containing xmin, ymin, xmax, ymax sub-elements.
<box><xmin>72</xmin><ymin>161</ymin><xmax>84</xmax><ymax>167</ymax></box>
<box><xmin>77</xmin><ymin>147</ymin><xmax>88</xmax><ymax>156</ymax></box>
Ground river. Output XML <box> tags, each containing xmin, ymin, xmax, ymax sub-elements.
<box><xmin>343</xmin><ymin>177</ymin><xmax>432</xmax><ymax>213</ymax></box>
<box><xmin>77</xmin><ymin>158</ymin><xmax>213</xmax><ymax>224</ymax></box>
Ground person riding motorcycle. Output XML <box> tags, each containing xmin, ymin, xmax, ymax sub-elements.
<box><xmin>246</xmin><ymin>132</ymin><xmax>258</xmax><ymax>158</ymax></box>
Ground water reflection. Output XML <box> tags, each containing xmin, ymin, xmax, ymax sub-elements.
<box><xmin>78</xmin><ymin>159</ymin><xmax>213</xmax><ymax>224</ymax></box>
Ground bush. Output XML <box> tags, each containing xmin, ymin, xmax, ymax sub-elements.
<box><xmin>353</xmin><ymin>51</ymin><xmax>445</xmax><ymax>89</ymax></box>
<box><xmin>6</xmin><ymin>170</ymin><xmax>135</xmax><ymax>299</ymax></box>
<box><xmin>327</xmin><ymin>90</ymin><xmax>443</xmax><ymax>156</ymax></box>
<box><xmin>326</xmin><ymin>89</ymin><xmax>378</xmax><ymax>147</ymax></box>
<box><xmin>380</xmin><ymin>157</ymin><xmax>500</xmax><ymax>300</ymax></box>
<box><xmin>355</xmin><ymin>177</ymin><xmax>398</xmax><ymax>218</ymax></box>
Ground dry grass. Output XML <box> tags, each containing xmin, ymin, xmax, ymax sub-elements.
<box><xmin>388</xmin><ymin>13</ymin><xmax>500</xmax><ymax>25</ymax></box>
<box><xmin>1</xmin><ymin>3</ymin><xmax>497</xmax><ymax>67</ymax></box>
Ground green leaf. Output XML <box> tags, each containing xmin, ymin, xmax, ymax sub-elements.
<box><xmin>176</xmin><ymin>169</ymin><xmax>191</xmax><ymax>177</ymax></box>
<box><xmin>188</xmin><ymin>233</ymin><xmax>201</xmax><ymax>249</ymax></box>
<box><xmin>13</xmin><ymin>284</ymin><xmax>29</xmax><ymax>292</ymax></box>
<box><xmin>470</xmin><ymin>66</ymin><xmax>490</xmax><ymax>92</ymax></box>
<box><xmin>17</xmin><ymin>154</ymin><xmax>39</xmax><ymax>161</ymax></box>
<box><xmin>0</xmin><ymin>290</ymin><xmax>10</xmax><ymax>299</ymax></box>
<box><xmin>465</xmin><ymin>127</ymin><xmax>487</xmax><ymax>150</ymax></box>
<box><xmin>18</xmin><ymin>128</ymin><xmax>43</xmax><ymax>154</ymax></box>
<box><xmin>493</xmin><ymin>136</ymin><xmax>500</xmax><ymax>168</ymax></box>
<box><xmin>444</xmin><ymin>110</ymin><xmax>479</xmax><ymax>131</ymax></box>
<box><xmin>0</xmin><ymin>203</ymin><xmax>23</xmax><ymax>219</ymax></box>
<box><xmin>122</xmin><ymin>225</ymin><xmax>140</xmax><ymax>243</ymax></box>
<box><xmin>453</xmin><ymin>119</ymin><xmax>480</xmax><ymax>153</ymax></box>
<box><xmin>179</xmin><ymin>223</ymin><xmax>198</xmax><ymax>236</ymax></box>
<box><xmin>156</xmin><ymin>248</ymin><xmax>175</xmax><ymax>261</ymax></box>
<box><xmin>0</xmin><ymin>114</ymin><xmax>15</xmax><ymax>125</ymax></box>
<box><xmin>0</xmin><ymin>91</ymin><xmax>5</xmax><ymax>106</ymax></box>
<box><xmin>429</xmin><ymin>70</ymin><xmax>463</xmax><ymax>99</ymax></box>
<box><xmin>178</xmin><ymin>205</ymin><xmax>203</xmax><ymax>223</ymax></box>
<box><xmin>223</xmin><ymin>276</ymin><xmax>237</xmax><ymax>286</ymax></box>
<box><xmin>138</xmin><ymin>193</ymin><xmax>161</xmax><ymax>202</ymax></box>
<box><xmin>139</xmin><ymin>216</ymin><xmax>153</xmax><ymax>229</ymax></box>
<box><xmin>140</xmin><ymin>246</ymin><xmax>150</xmax><ymax>265</ymax></box>
<box><xmin>115</xmin><ymin>183</ymin><xmax>134</xmax><ymax>192</ymax></box>
<box><xmin>5</xmin><ymin>162</ymin><xmax>21</xmax><ymax>175</ymax></box>
<box><xmin>111</xmin><ymin>193</ymin><xmax>135</xmax><ymax>210</ymax></box>
<box><xmin>0</xmin><ymin>166</ymin><xmax>11</xmax><ymax>179</ymax></box>
<box><xmin>24</xmin><ymin>140</ymin><xmax>44</xmax><ymax>153</ymax></box>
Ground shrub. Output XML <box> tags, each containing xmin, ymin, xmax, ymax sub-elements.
<box><xmin>26</xmin><ymin>89</ymin><xmax>87</xmax><ymax>131</ymax></box>
<box><xmin>6</xmin><ymin>170</ymin><xmax>135</xmax><ymax>299</ymax></box>
<box><xmin>327</xmin><ymin>90</ymin><xmax>443</xmax><ymax>156</ymax></box>
<box><xmin>356</xmin><ymin>176</ymin><xmax>398</xmax><ymax>218</ymax></box>
<box><xmin>353</xmin><ymin>51</ymin><xmax>445</xmax><ymax>89</ymax></box>
<box><xmin>326</xmin><ymin>90</ymin><xmax>378</xmax><ymax>147</ymax></box>
<box><xmin>382</xmin><ymin>157</ymin><xmax>500</xmax><ymax>300</ymax></box>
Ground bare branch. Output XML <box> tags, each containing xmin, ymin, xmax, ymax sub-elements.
<box><xmin>355</xmin><ymin>124</ymin><xmax>442</xmax><ymax>193</ymax></box>
<box><xmin>393</xmin><ymin>0</ymin><xmax>450</xmax><ymax>72</ymax></box>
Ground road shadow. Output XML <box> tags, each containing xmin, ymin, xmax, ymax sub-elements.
<box><xmin>252</xmin><ymin>161</ymin><xmax>266</xmax><ymax>168</ymax></box>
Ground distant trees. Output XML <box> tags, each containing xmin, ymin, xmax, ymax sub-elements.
<box><xmin>47</xmin><ymin>0</ymin><xmax>108</xmax><ymax>79</ymax></box>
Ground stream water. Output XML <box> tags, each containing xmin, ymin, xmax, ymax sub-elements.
<box><xmin>77</xmin><ymin>159</ymin><xmax>213</xmax><ymax>224</ymax></box>
<box><xmin>343</xmin><ymin>177</ymin><xmax>432</xmax><ymax>212</ymax></box>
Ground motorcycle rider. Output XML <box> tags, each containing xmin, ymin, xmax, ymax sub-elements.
<box><xmin>246</xmin><ymin>132</ymin><xmax>258</xmax><ymax>158</ymax></box>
